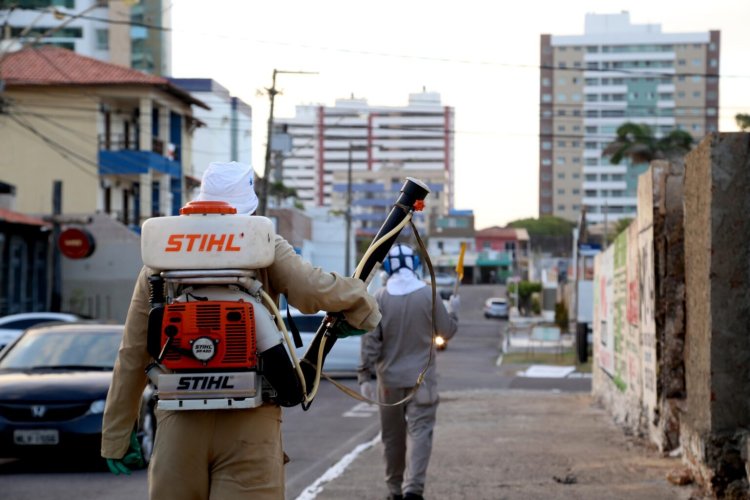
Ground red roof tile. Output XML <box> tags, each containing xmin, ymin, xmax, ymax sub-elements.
<box><xmin>0</xmin><ymin>208</ymin><xmax>49</xmax><ymax>227</ymax></box>
<box><xmin>476</xmin><ymin>226</ymin><xmax>518</xmax><ymax>238</ymax></box>
<box><xmin>0</xmin><ymin>46</ymin><xmax>167</xmax><ymax>86</ymax></box>
<box><xmin>0</xmin><ymin>46</ymin><xmax>209</xmax><ymax>109</ymax></box>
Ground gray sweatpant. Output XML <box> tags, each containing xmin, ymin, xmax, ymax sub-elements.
<box><xmin>378</xmin><ymin>381</ymin><xmax>439</xmax><ymax>497</ymax></box>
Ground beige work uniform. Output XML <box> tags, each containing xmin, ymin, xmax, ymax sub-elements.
<box><xmin>359</xmin><ymin>285</ymin><xmax>457</xmax><ymax>498</ymax></box>
<box><xmin>102</xmin><ymin>235</ymin><xmax>381</xmax><ymax>500</ymax></box>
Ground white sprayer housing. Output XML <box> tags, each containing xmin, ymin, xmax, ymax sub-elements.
<box><xmin>141</xmin><ymin>202</ymin><xmax>275</xmax><ymax>271</ymax></box>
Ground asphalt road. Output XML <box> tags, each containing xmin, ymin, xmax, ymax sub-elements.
<box><xmin>0</xmin><ymin>284</ymin><xmax>590</xmax><ymax>499</ymax></box>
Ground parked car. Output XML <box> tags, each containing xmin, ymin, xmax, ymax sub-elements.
<box><xmin>0</xmin><ymin>323</ymin><xmax>155</xmax><ymax>464</ymax></box>
<box><xmin>431</xmin><ymin>273</ymin><xmax>456</xmax><ymax>287</ymax></box>
<box><xmin>0</xmin><ymin>312</ymin><xmax>80</xmax><ymax>352</ymax></box>
<box><xmin>483</xmin><ymin>297</ymin><xmax>509</xmax><ymax>319</ymax></box>
<box><xmin>284</xmin><ymin>308</ymin><xmax>362</xmax><ymax>376</ymax></box>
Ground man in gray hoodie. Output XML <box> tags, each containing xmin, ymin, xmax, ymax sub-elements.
<box><xmin>359</xmin><ymin>243</ymin><xmax>458</xmax><ymax>500</ymax></box>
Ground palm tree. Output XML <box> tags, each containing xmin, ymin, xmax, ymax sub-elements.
<box><xmin>736</xmin><ymin>113</ymin><xmax>750</xmax><ymax>132</ymax></box>
<box><xmin>602</xmin><ymin>122</ymin><xmax>694</xmax><ymax>165</ymax></box>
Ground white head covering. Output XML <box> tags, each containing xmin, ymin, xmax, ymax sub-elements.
<box><xmin>196</xmin><ymin>161</ymin><xmax>258</xmax><ymax>214</ymax></box>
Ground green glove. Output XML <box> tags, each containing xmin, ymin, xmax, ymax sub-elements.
<box><xmin>106</xmin><ymin>430</ymin><xmax>145</xmax><ymax>475</ymax></box>
<box><xmin>332</xmin><ymin>319</ymin><xmax>367</xmax><ymax>338</ymax></box>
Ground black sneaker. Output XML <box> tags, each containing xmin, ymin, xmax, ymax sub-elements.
<box><xmin>387</xmin><ymin>495</ymin><xmax>403</xmax><ymax>500</ymax></box>
<box><xmin>403</xmin><ymin>494</ymin><xmax>424</xmax><ymax>500</ymax></box>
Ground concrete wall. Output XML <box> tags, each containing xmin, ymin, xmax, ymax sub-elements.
<box><xmin>682</xmin><ymin>133</ymin><xmax>750</xmax><ymax>496</ymax></box>
<box><xmin>62</xmin><ymin>214</ymin><xmax>143</xmax><ymax>322</ymax></box>
<box><xmin>593</xmin><ymin>134</ymin><xmax>750</xmax><ymax>497</ymax></box>
<box><xmin>592</xmin><ymin>162</ymin><xmax>684</xmax><ymax>451</ymax></box>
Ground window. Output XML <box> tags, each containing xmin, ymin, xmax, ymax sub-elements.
<box><xmin>542</xmin><ymin>78</ymin><xmax>551</xmax><ymax>86</ymax></box>
<box><xmin>557</xmin><ymin>125</ymin><xmax>566</xmax><ymax>132</ymax></box>
<box><xmin>572</xmin><ymin>173</ymin><xmax>580</xmax><ymax>179</ymax></box>
<box><xmin>710</xmin><ymin>59</ymin><xmax>718</xmax><ymax>68</ymax></box>
<box><xmin>571</xmin><ymin>141</ymin><xmax>580</xmax><ymax>147</ymax></box>
<box><xmin>541</xmin><ymin>158</ymin><xmax>552</xmax><ymax>165</ymax></box>
<box><xmin>557</xmin><ymin>204</ymin><xmax>566</xmax><ymax>211</ymax></box>
<box><xmin>572</xmin><ymin>110</ymin><xmax>581</xmax><ymax>117</ymax></box>
<box><xmin>557</xmin><ymin>93</ymin><xmax>567</xmax><ymax>102</ymax></box>
<box><xmin>558</xmin><ymin>78</ymin><xmax>566</xmax><ymax>85</ymax></box>
<box><xmin>542</xmin><ymin>94</ymin><xmax>552</xmax><ymax>103</ymax></box>
<box><xmin>557</xmin><ymin>109</ymin><xmax>567</xmax><ymax>116</ymax></box>
<box><xmin>585</xmin><ymin>142</ymin><xmax>598</xmax><ymax>150</ymax></box>
<box><xmin>572</xmin><ymin>157</ymin><xmax>581</xmax><ymax>164</ymax></box>
<box><xmin>692</xmin><ymin>59</ymin><xmax>701</xmax><ymax>67</ymax></box>
<box><xmin>96</xmin><ymin>29</ymin><xmax>109</xmax><ymax>50</ymax></box>
<box><xmin>585</xmin><ymin>175</ymin><xmax>597</xmax><ymax>181</ymax></box>
<box><xmin>557</xmin><ymin>173</ymin><xmax>565</xmax><ymax>179</ymax></box>
<box><xmin>572</xmin><ymin>188</ymin><xmax>580</xmax><ymax>195</ymax></box>
<box><xmin>557</xmin><ymin>140</ymin><xmax>566</xmax><ymax>147</ymax></box>
<box><xmin>556</xmin><ymin>156</ymin><xmax>565</xmax><ymax>165</ymax></box>
<box><xmin>693</xmin><ymin>91</ymin><xmax>701</xmax><ymax>98</ymax></box>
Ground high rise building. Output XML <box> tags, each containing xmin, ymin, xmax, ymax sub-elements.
<box><xmin>273</xmin><ymin>91</ymin><xmax>455</xmax><ymax>236</ymax></box>
<box><xmin>275</xmin><ymin>91</ymin><xmax>454</xmax><ymax>210</ymax></box>
<box><xmin>0</xmin><ymin>0</ymin><xmax>171</xmax><ymax>76</ymax></box>
<box><xmin>539</xmin><ymin>12</ymin><xmax>719</xmax><ymax>223</ymax></box>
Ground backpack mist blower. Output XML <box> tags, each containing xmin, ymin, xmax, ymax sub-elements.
<box><xmin>139</xmin><ymin>177</ymin><xmax>430</xmax><ymax>410</ymax></box>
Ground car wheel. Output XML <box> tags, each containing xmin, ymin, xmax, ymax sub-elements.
<box><xmin>138</xmin><ymin>406</ymin><xmax>156</xmax><ymax>464</ymax></box>
<box><xmin>484</xmin><ymin>313</ymin><xmax>490</xmax><ymax>319</ymax></box>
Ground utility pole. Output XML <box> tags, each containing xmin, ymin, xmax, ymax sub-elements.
<box><xmin>345</xmin><ymin>147</ymin><xmax>353</xmax><ymax>276</ymax></box>
<box><xmin>51</xmin><ymin>180</ymin><xmax>62</xmax><ymax>312</ymax></box>
<box><xmin>258</xmin><ymin>69</ymin><xmax>317</xmax><ymax>215</ymax></box>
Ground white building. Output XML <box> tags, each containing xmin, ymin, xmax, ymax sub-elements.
<box><xmin>539</xmin><ymin>12</ymin><xmax>719</xmax><ymax>223</ymax></box>
<box><xmin>170</xmin><ymin>78</ymin><xmax>253</xmax><ymax>181</ymax></box>
<box><xmin>0</xmin><ymin>0</ymin><xmax>171</xmax><ymax>76</ymax></box>
<box><xmin>274</xmin><ymin>90</ymin><xmax>455</xmax><ymax>213</ymax></box>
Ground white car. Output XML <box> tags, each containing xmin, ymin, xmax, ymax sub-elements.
<box><xmin>0</xmin><ymin>312</ymin><xmax>80</xmax><ymax>351</ymax></box>
<box><xmin>283</xmin><ymin>309</ymin><xmax>362</xmax><ymax>376</ymax></box>
<box><xmin>483</xmin><ymin>298</ymin><xmax>509</xmax><ymax>319</ymax></box>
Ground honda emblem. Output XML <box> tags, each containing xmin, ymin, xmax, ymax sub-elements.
<box><xmin>31</xmin><ymin>405</ymin><xmax>47</xmax><ymax>418</ymax></box>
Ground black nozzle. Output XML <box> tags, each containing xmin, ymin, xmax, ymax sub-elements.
<box><xmin>356</xmin><ymin>177</ymin><xmax>430</xmax><ymax>282</ymax></box>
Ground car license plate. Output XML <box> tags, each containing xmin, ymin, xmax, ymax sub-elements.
<box><xmin>13</xmin><ymin>429</ymin><xmax>59</xmax><ymax>445</ymax></box>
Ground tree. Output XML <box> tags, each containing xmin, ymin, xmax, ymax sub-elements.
<box><xmin>507</xmin><ymin>216</ymin><xmax>575</xmax><ymax>237</ymax></box>
<box><xmin>602</xmin><ymin>122</ymin><xmax>694</xmax><ymax>165</ymax></box>
<box><xmin>736</xmin><ymin>113</ymin><xmax>750</xmax><ymax>132</ymax></box>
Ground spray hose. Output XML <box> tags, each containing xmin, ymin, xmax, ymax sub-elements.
<box><xmin>297</xmin><ymin>177</ymin><xmax>436</xmax><ymax>410</ymax></box>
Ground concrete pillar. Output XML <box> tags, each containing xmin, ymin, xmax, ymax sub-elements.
<box><xmin>139</xmin><ymin>171</ymin><xmax>152</xmax><ymax>221</ymax></box>
<box><xmin>139</xmin><ymin>98</ymin><xmax>153</xmax><ymax>153</ymax></box>
<box><xmin>682</xmin><ymin>133</ymin><xmax>750</xmax><ymax>496</ymax></box>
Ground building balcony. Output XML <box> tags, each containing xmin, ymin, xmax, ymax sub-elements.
<box><xmin>98</xmin><ymin>134</ymin><xmax>181</xmax><ymax>177</ymax></box>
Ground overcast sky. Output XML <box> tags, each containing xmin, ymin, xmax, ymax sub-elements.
<box><xmin>171</xmin><ymin>0</ymin><xmax>749</xmax><ymax>229</ymax></box>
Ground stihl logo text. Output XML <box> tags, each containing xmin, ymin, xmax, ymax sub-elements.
<box><xmin>176</xmin><ymin>376</ymin><xmax>236</xmax><ymax>390</ymax></box>
<box><xmin>165</xmin><ymin>234</ymin><xmax>241</xmax><ymax>252</ymax></box>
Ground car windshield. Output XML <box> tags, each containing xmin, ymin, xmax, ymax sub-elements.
<box><xmin>0</xmin><ymin>329</ymin><xmax>122</xmax><ymax>370</ymax></box>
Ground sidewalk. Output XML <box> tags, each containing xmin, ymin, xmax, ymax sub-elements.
<box><xmin>299</xmin><ymin>390</ymin><xmax>702</xmax><ymax>500</ymax></box>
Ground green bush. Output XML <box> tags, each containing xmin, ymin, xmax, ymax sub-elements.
<box><xmin>555</xmin><ymin>300</ymin><xmax>569</xmax><ymax>333</ymax></box>
<box><xmin>508</xmin><ymin>281</ymin><xmax>542</xmax><ymax>316</ymax></box>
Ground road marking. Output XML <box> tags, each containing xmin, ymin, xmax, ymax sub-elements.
<box><xmin>295</xmin><ymin>433</ymin><xmax>381</xmax><ymax>500</ymax></box>
<box><xmin>343</xmin><ymin>402</ymin><xmax>378</xmax><ymax>418</ymax></box>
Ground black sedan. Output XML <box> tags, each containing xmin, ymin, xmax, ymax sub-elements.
<box><xmin>0</xmin><ymin>323</ymin><xmax>155</xmax><ymax>464</ymax></box>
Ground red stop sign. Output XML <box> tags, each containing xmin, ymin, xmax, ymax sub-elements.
<box><xmin>58</xmin><ymin>228</ymin><xmax>95</xmax><ymax>259</ymax></box>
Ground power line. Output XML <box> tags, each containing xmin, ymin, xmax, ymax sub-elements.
<box><xmin>11</xmin><ymin>5</ymin><xmax>750</xmax><ymax>80</ymax></box>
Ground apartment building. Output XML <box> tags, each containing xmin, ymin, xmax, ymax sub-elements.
<box><xmin>273</xmin><ymin>90</ymin><xmax>455</xmax><ymax>221</ymax></box>
<box><xmin>0</xmin><ymin>0</ymin><xmax>171</xmax><ymax>76</ymax></box>
<box><xmin>539</xmin><ymin>12</ymin><xmax>719</xmax><ymax>223</ymax></box>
